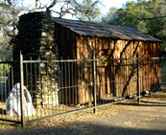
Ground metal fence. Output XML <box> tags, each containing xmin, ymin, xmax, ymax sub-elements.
<box><xmin>0</xmin><ymin>59</ymin><xmax>20</xmax><ymax>124</ymax></box>
<box><xmin>0</xmin><ymin>54</ymin><xmax>166</xmax><ymax>128</ymax></box>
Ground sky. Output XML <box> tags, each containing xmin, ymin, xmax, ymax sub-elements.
<box><xmin>23</xmin><ymin>0</ymin><xmax>138</xmax><ymax>19</ymax></box>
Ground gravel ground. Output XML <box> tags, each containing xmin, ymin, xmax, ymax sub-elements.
<box><xmin>0</xmin><ymin>92</ymin><xmax>166</xmax><ymax>135</ymax></box>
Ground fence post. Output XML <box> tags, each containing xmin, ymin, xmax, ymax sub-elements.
<box><xmin>92</xmin><ymin>54</ymin><xmax>97</xmax><ymax>113</ymax></box>
<box><xmin>20</xmin><ymin>51</ymin><xmax>25</xmax><ymax>128</ymax></box>
<box><xmin>137</xmin><ymin>53</ymin><xmax>140</xmax><ymax>104</ymax></box>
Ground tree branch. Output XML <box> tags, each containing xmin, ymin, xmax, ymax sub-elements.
<box><xmin>47</xmin><ymin>0</ymin><xmax>58</xmax><ymax>9</ymax></box>
<box><xmin>127</xmin><ymin>10</ymin><xmax>166</xmax><ymax>20</ymax></box>
<box><xmin>0</xmin><ymin>20</ymin><xmax>12</xmax><ymax>31</ymax></box>
<box><xmin>137</xmin><ymin>15</ymin><xmax>166</xmax><ymax>20</ymax></box>
<box><xmin>6</xmin><ymin>0</ymin><xmax>12</xmax><ymax>5</ymax></box>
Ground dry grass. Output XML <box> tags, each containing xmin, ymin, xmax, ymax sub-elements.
<box><xmin>0</xmin><ymin>100</ymin><xmax>123</xmax><ymax>130</ymax></box>
<box><xmin>0</xmin><ymin>102</ymin><xmax>21</xmax><ymax>121</ymax></box>
<box><xmin>0</xmin><ymin>91</ymin><xmax>166</xmax><ymax>130</ymax></box>
<box><xmin>27</xmin><ymin>104</ymin><xmax>123</xmax><ymax>128</ymax></box>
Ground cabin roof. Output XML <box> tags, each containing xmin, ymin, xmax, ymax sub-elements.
<box><xmin>52</xmin><ymin>18</ymin><xmax>161</xmax><ymax>42</ymax></box>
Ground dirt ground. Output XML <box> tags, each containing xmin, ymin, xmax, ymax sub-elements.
<box><xmin>0</xmin><ymin>92</ymin><xmax>166</xmax><ymax>135</ymax></box>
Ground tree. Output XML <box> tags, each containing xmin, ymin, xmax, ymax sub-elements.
<box><xmin>102</xmin><ymin>0</ymin><xmax>166</xmax><ymax>49</ymax></box>
<box><xmin>0</xmin><ymin>0</ymin><xmax>25</xmax><ymax>36</ymax></box>
<box><xmin>76</xmin><ymin>0</ymin><xmax>101</xmax><ymax>22</ymax></box>
<box><xmin>0</xmin><ymin>0</ymin><xmax>27</xmax><ymax>59</ymax></box>
<box><xmin>0</xmin><ymin>0</ymin><xmax>102</xmax><ymax>59</ymax></box>
<box><xmin>33</xmin><ymin>0</ymin><xmax>101</xmax><ymax>19</ymax></box>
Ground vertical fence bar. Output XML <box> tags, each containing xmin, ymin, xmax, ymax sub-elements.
<box><xmin>137</xmin><ymin>54</ymin><xmax>140</xmax><ymax>104</ymax></box>
<box><xmin>92</xmin><ymin>54</ymin><xmax>97</xmax><ymax>113</ymax></box>
<box><xmin>20</xmin><ymin>52</ymin><xmax>25</xmax><ymax>128</ymax></box>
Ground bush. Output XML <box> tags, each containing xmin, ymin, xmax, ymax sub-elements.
<box><xmin>0</xmin><ymin>59</ymin><xmax>10</xmax><ymax>77</ymax></box>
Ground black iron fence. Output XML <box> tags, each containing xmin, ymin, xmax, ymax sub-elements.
<box><xmin>0</xmin><ymin>54</ymin><xmax>166</xmax><ymax>128</ymax></box>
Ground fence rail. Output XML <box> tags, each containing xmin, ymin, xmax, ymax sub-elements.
<box><xmin>0</xmin><ymin>54</ymin><xmax>166</xmax><ymax>128</ymax></box>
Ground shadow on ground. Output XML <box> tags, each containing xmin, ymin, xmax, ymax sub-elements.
<box><xmin>1</xmin><ymin>122</ymin><xmax>165</xmax><ymax>135</ymax></box>
<box><xmin>1</xmin><ymin>93</ymin><xmax>166</xmax><ymax>135</ymax></box>
<box><xmin>118</xmin><ymin>100</ymin><xmax>166</xmax><ymax>107</ymax></box>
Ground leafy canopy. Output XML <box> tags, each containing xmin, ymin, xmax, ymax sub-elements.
<box><xmin>102</xmin><ymin>0</ymin><xmax>166</xmax><ymax>49</ymax></box>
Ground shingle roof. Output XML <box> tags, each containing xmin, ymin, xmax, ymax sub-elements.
<box><xmin>52</xmin><ymin>18</ymin><xmax>161</xmax><ymax>42</ymax></box>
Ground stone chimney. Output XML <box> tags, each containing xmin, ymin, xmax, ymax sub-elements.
<box><xmin>13</xmin><ymin>12</ymin><xmax>59</xmax><ymax>107</ymax></box>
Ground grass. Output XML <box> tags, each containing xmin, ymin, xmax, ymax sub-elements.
<box><xmin>0</xmin><ymin>122</ymin><xmax>23</xmax><ymax>129</ymax></box>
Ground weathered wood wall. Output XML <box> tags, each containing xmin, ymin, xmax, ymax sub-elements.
<box><xmin>54</xmin><ymin>23</ymin><xmax>77</xmax><ymax>59</ymax></box>
<box><xmin>76</xmin><ymin>36</ymin><xmax>161</xmax><ymax>104</ymax></box>
<box><xmin>54</xmin><ymin>23</ymin><xmax>78</xmax><ymax>105</ymax></box>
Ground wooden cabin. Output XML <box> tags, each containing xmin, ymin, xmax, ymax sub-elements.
<box><xmin>14</xmin><ymin>12</ymin><xmax>161</xmax><ymax>106</ymax></box>
<box><xmin>52</xmin><ymin>17</ymin><xmax>161</xmax><ymax>104</ymax></box>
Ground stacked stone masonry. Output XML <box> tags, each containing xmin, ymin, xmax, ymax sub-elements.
<box><xmin>13</xmin><ymin>12</ymin><xmax>59</xmax><ymax>107</ymax></box>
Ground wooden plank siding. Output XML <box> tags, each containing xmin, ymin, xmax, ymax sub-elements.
<box><xmin>54</xmin><ymin>24</ymin><xmax>78</xmax><ymax>105</ymax></box>
<box><xmin>54</xmin><ymin>23</ymin><xmax>161</xmax><ymax>105</ymax></box>
<box><xmin>75</xmin><ymin>35</ymin><xmax>161</xmax><ymax>104</ymax></box>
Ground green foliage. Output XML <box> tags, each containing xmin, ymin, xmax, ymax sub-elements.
<box><xmin>0</xmin><ymin>123</ymin><xmax>23</xmax><ymax>129</ymax></box>
<box><xmin>0</xmin><ymin>41</ymin><xmax>12</xmax><ymax>60</ymax></box>
<box><xmin>102</xmin><ymin>0</ymin><xmax>166</xmax><ymax>50</ymax></box>
<box><xmin>153</xmin><ymin>0</ymin><xmax>159</xmax><ymax>8</ymax></box>
<box><xmin>0</xmin><ymin>59</ymin><xmax>10</xmax><ymax>77</ymax></box>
